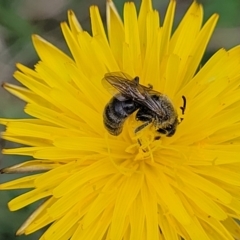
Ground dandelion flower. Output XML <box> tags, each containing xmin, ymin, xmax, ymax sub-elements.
<box><xmin>1</xmin><ymin>0</ymin><xmax>240</xmax><ymax>239</ymax></box>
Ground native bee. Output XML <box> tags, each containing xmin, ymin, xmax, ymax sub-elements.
<box><xmin>102</xmin><ymin>72</ymin><xmax>179</xmax><ymax>137</ymax></box>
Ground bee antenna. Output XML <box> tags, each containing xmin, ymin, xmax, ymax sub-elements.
<box><xmin>180</xmin><ymin>95</ymin><xmax>186</xmax><ymax>115</ymax></box>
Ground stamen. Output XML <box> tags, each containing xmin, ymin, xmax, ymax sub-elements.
<box><xmin>104</xmin><ymin>133</ymin><xmax>135</xmax><ymax>175</ymax></box>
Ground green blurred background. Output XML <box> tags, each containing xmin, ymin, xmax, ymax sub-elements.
<box><xmin>0</xmin><ymin>0</ymin><xmax>240</xmax><ymax>239</ymax></box>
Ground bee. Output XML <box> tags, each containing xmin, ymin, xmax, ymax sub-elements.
<box><xmin>102</xmin><ymin>72</ymin><xmax>179</xmax><ymax>137</ymax></box>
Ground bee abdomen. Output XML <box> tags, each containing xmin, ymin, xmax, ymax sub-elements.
<box><xmin>104</xmin><ymin>105</ymin><xmax>125</xmax><ymax>136</ymax></box>
<box><xmin>103</xmin><ymin>97</ymin><xmax>139</xmax><ymax>135</ymax></box>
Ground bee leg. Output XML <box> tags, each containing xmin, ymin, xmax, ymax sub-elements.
<box><xmin>135</xmin><ymin>106</ymin><xmax>153</xmax><ymax>134</ymax></box>
<box><xmin>135</xmin><ymin>121</ymin><xmax>151</xmax><ymax>151</ymax></box>
<box><xmin>134</xmin><ymin>121</ymin><xmax>151</xmax><ymax>134</ymax></box>
<box><xmin>135</xmin><ymin>107</ymin><xmax>153</xmax><ymax>150</ymax></box>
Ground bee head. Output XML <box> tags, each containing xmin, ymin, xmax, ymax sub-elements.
<box><xmin>157</xmin><ymin>118</ymin><xmax>178</xmax><ymax>137</ymax></box>
<box><xmin>155</xmin><ymin>113</ymin><xmax>179</xmax><ymax>137</ymax></box>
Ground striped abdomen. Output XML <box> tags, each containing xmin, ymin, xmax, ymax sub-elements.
<box><xmin>103</xmin><ymin>96</ymin><xmax>139</xmax><ymax>135</ymax></box>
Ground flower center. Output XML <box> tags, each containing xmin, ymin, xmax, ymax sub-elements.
<box><xmin>125</xmin><ymin>115</ymin><xmax>162</xmax><ymax>163</ymax></box>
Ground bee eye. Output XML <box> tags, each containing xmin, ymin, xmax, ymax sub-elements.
<box><xmin>165</xmin><ymin>125</ymin><xmax>172</xmax><ymax>131</ymax></box>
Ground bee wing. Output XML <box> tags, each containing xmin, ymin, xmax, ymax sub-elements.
<box><xmin>136</xmin><ymin>87</ymin><xmax>166</xmax><ymax>114</ymax></box>
<box><xmin>102</xmin><ymin>72</ymin><xmax>145</xmax><ymax>101</ymax></box>
<box><xmin>102</xmin><ymin>72</ymin><xmax>165</xmax><ymax>115</ymax></box>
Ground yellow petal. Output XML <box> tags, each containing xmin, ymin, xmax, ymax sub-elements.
<box><xmin>123</xmin><ymin>2</ymin><xmax>141</xmax><ymax>73</ymax></box>
<box><xmin>110</xmin><ymin>173</ymin><xmax>143</xmax><ymax>240</ymax></box>
<box><xmin>138</xmin><ymin>0</ymin><xmax>153</xmax><ymax>56</ymax></box>
<box><xmin>68</xmin><ymin>10</ymin><xmax>83</xmax><ymax>37</ymax></box>
<box><xmin>0</xmin><ymin>174</ymin><xmax>39</xmax><ymax>189</ymax></box>
<box><xmin>107</xmin><ymin>0</ymin><xmax>124</xmax><ymax>67</ymax></box>
<box><xmin>8</xmin><ymin>187</ymin><xmax>52</xmax><ymax>211</ymax></box>
<box><xmin>90</xmin><ymin>5</ymin><xmax>108</xmax><ymax>43</ymax></box>
<box><xmin>160</xmin><ymin>0</ymin><xmax>176</xmax><ymax>58</ymax></box>
<box><xmin>17</xmin><ymin>197</ymin><xmax>56</xmax><ymax>235</ymax></box>
<box><xmin>0</xmin><ymin>160</ymin><xmax>58</xmax><ymax>173</ymax></box>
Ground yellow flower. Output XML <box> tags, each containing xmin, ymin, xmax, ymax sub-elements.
<box><xmin>1</xmin><ymin>0</ymin><xmax>240</xmax><ymax>239</ymax></box>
